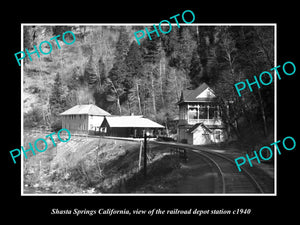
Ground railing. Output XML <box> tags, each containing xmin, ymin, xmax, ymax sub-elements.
<box><xmin>178</xmin><ymin>119</ymin><xmax>222</xmax><ymax>126</ymax></box>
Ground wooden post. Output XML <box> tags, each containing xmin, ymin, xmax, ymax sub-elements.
<box><xmin>138</xmin><ymin>141</ymin><xmax>143</xmax><ymax>170</ymax></box>
<box><xmin>197</xmin><ymin>104</ymin><xmax>200</xmax><ymax>123</ymax></box>
<box><xmin>207</xmin><ymin>105</ymin><xmax>210</xmax><ymax>121</ymax></box>
<box><xmin>187</xmin><ymin>104</ymin><xmax>190</xmax><ymax>124</ymax></box>
<box><xmin>143</xmin><ymin>132</ymin><xmax>147</xmax><ymax>178</ymax></box>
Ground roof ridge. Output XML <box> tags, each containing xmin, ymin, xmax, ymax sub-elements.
<box><xmin>88</xmin><ymin>104</ymin><xmax>93</xmax><ymax>113</ymax></box>
<box><xmin>178</xmin><ymin>82</ymin><xmax>216</xmax><ymax>104</ymax></box>
<box><xmin>60</xmin><ymin>104</ymin><xmax>111</xmax><ymax>116</ymax></box>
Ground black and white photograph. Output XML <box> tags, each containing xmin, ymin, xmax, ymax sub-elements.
<box><xmin>21</xmin><ymin>24</ymin><xmax>275</xmax><ymax>195</ymax></box>
<box><xmin>3</xmin><ymin>5</ymin><xmax>298</xmax><ymax>221</ymax></box>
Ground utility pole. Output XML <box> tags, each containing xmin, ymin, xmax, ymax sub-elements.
<box><xmin>138</xmin><ymin>141</ymin><xmax>143</xmax><ymax>170</ymax></box>
<box><xmin>143</xmin><ymin>131</ymin><xmax>147</xmax><ymax>178</ymax></box>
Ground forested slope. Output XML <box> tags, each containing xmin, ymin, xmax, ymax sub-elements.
<box><xmin>23</xmin><ymin>25</ymin><xmax>274</xmax><ymax>141</ymax></box>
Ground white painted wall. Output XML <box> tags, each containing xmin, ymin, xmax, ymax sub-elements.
<box><xmin>88</xmin><ymin>115</ymin><xmax>105</xmax><ymax>132</ymax></box>
<box><xmin>191</xmin><ymin>126</ymin><xmax>211</xmax><ymax>145</ymax></box>
<box><xmin>61</xmin><ymin>114</ymin><xmax>88</xmax><ymax>134</ymax></box>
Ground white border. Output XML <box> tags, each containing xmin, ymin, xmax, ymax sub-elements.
<box><xmin>21</xmin><ymin>24</ymin><xmax>24</xmax><ymax>195</ymax></box>
<box><xmin>21</xmin><ymin>23</ymin><xmax>277</xmax><ymax>196</ymax></box>
<box><xmin>274</xmin><ymin>23</ymin><xmax>277</xmax><ymax>195</ymax></box>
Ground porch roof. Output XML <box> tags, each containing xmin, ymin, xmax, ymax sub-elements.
<box><xmin>187</xmin><ymin>123</ymin><xmax>225</xmax><ymax>133</ymax></box>
<box><xmin>102</xmin><ymin>116</ymin><xmax>164</xmax><ymax>128</ymax></box>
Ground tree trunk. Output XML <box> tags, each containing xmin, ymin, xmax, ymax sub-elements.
<box><xmin>165</xmin><ymin>119</ymin><xmax>170</xmax><ymax>136</ymax></box>
<box><xmin>128</xmin><ymin>98</ymin><xmax>132</xmax><ymax>114</ymax></box>
<box><xmin>241</xmin><ymin>27</ymin><xmax>269</xmax><ymax>137</ymax></box>
<box><xmin>136</xmin><ymin>82</ymin><xmax>142</xmax><ymax>115</ymax></box>
<box><xmin>159</xmin><ymin>60</ymin><xmax>165</xmax><ymax>107</ymax></box>
<box><xmin>234</xmin><ymin>118</ymin><xmax>241</xmax><ymax>139</ymax></box>
<box><xmin>116</xmin><ymin>98</ymin><xmax>122</xmax><ymax>115</ymax></box>
<box><xmin>257</xmin><ymin>89</ymin><xmax>268</xmax><ymax>136</ymax></box>
<box><xmin>174</xmin><ymin>70</ymin><xmax>180</xmax><ymax>101</ymax></box>
<box><xmin>109</xmin><ymin>79</ymin><xmax>122</xmax><ymax>115</ymax></box>
<box><xmin>151</xmin><ymin>76</ymin><xmax>157</xmax><ymax>114</ymax></box>
<box><xmin>253</xmin><ymin>27</ymin><xmax>273</xmax><ymax>68</ymax></box>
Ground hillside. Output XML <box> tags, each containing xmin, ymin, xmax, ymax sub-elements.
<box><xmin>23</xmin><ymin>133</ymin><xmax>137</xmax><ymax>193</ymax></box>
<box><xmin>23</xmin><ymin>133</ymin><xmax>185</xmax><ymax>194</ymax></box>
<box><xmin>23</xmin><ymin>25</ymin><xmax>275</xmax><ymax>143</ymax></box>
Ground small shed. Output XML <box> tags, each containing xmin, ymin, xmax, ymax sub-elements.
<box><xmin>60</xmin><ymin>104</ymin><xmax>111</xmax><ymax>134</ymax></box>
<box><xmin>186</xmin><ymin>123</ymin><xmax>226</xmax><ymax>145</ymax></box>
<box><xmin>100</xmin><ymin>116</ymin><xmax>164</xmax><ymax>137</ymax></box>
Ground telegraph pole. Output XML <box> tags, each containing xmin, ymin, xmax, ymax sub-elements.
<box><xmin>143</xmin><ymin>131</ymin><xmax>147</xmax><ymax>178</ymax></box>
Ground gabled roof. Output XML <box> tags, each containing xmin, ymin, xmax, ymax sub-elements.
<box><xmin>188</xmin><ymin>123</ymin><xmax>212</xmax><ymax>133</ymax></box>
<box><xmin>178</xmin><ymin>83</ymin><xmax>216</xmax><ymax>104</ymax></box>
<box><xmin>60</xmin><ymin>104</ymin><xmax>111</xmax><ymax>116</ymax></box>
<box><xmin>188</xmin><ymin>123</ymin><xmax>224</xmax><ymax>133</ymax></box>
<box><xmin>102</xmin><ymin>116</ymin><xmax>164</xmax><ymax>128</ymax></box>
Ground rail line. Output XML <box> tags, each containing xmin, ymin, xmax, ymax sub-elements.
<box><xmin>149</xmin><ymin>140</ymin><xmax>273</xmax><ymax>193</ymax></box>
<box><xmin>189</xmin><ymin>149</ymin><xmax>265</xmax><ymax>193</ymax></box>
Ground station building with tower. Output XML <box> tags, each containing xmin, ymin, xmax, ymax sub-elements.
<box><xmin>177</xmin><ymin>83</ymin><xmax>227</xmax><ymax>145</ymax></box>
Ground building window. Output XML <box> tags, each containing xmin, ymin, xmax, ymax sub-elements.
<box><xmin>100</xmin><ymin>127</ymin><xmax>107</xmax><ymax>133</ymax></box>
<box><xmin>189</xmin><ymin>108</ymin><xmax>197</xmax><ymax>120</ymax></box>
<box><xmin>209</xmin><ymin>106</ymin><xmax>217</xmax><ymax>119</ymax></box>
<box><xmin>199</xmin><ymin>108</ymin><xmax>207</xmax><ymax>119</ymax></box>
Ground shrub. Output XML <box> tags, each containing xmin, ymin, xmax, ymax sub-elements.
<box><xmin>24</xmin><ymin>107</ymin><xmax>43</xmax><ymax>128</ymax></box>
<box><xmin>51</xmin><ymin>119</ymin><xmax>62</xmax><ymax>132</ymax></box>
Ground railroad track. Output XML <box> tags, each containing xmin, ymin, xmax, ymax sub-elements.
<box><xmin>189</xmin><ymin>149</ymin><xmax>265</xmax><ymax>193</ymax></box>
<box><xmin>150</xmin><ymin>140</ymin><xmax>273</xmax><ymax>193</ymax></box>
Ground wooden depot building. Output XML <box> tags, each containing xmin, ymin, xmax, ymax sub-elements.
<box><xmin>100</xmin><ymin>116</ymin><xmax>164</xmax><ymax>138</ymax></box>
<box><xmin>60</xmin><ymin>104</ymin><xmax>111</xmax><ymax>134</ymax></box>
<box><xmin>177</xmin><ymin>83</ymin><xmax>227</xmax><ymax>145</ymax></box>
<box><xmin>60</xmin><ymin>104</ymin><xmax>164</xmax><ymax>137</ymax></box>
